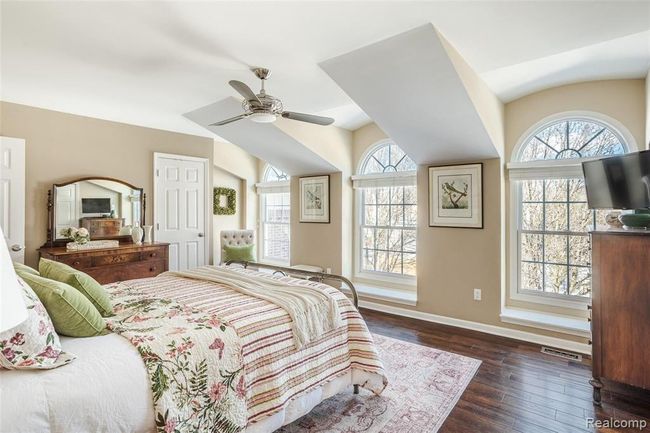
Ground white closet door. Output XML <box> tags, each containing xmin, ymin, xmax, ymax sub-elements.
<box><xmin>154</xmin><ymin>153</ymin><xmax>207</xmax><ymax>271</ymax></box>
<box><xmin>0</xmin><ymin>137</ymin><xmax>25</xmax><ymax>263</ymax></box>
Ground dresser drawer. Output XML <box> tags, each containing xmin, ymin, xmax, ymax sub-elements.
<box><xmin>57</xmin><ymin>256</ymin><xmax>93</xmax><ymax>268</ymax></box>
<box><xmin>86</xmin><ymin>259</ymin><xmax>167</xmax><ymax>284</ymax></box>
<box><xmin>142</xmin><ymin>248</ymin><xmax>166</xmax><ymax>261</ymax></box>
<box><xmin>92</xmin><ymin>252</ymin><xmax>142</xmax><ymax>267</ymax></box>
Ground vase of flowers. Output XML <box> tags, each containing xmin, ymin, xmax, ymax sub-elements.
<box><xmin>60</xmin><ymin>227</ymin><xmax>90</xmax><ymax>245</ymax></box>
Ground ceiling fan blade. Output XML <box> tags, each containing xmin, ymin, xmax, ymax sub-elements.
<box><xmin>229</xmin><ymin>80</ymin><xmax>261</xmax><ymax>106</ymax></box>
<box><xmin>210</xmin><ymin>114</ymin><xmax>249</xmax><ymax>126</ymax></box>
<box><xmin>281</xmin><ymin>111</ymin><xmax>334</xmax><ymax>126</ymax></box>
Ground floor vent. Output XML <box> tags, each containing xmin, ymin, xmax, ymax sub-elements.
<box><xmin>541</xmin><ymin>346</ymin><xmax>582</xmax><ymax>362</ymax></box>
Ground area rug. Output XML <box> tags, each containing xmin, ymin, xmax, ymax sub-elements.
<box><xmin>278</xmin><ymin>333</ymin><xmax>481</xmax><ymax>433</ymax></box>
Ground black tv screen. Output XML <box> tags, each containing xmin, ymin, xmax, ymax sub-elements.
<box><xmin>82</xmin><ymin>198</ymin><xmax>111</xmax><ymax>214</ymax></box>
<box><xmin>582</xmin><ymin>150</ymin><xmax>650</xmax><ymax>210</ymax></box>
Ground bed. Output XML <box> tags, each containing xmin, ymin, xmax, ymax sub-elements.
<box><xmin>0</xmin><ymin>263</ymin><xmax>387</xmax><ymax>433</ymax></box>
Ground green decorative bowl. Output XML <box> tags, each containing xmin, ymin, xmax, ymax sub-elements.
<box><xmin>618</xmin><ymin>212</ymin><xmax>650</xmax><ymax>229</ymax></box>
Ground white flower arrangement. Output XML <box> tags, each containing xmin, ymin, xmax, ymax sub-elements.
<box><xmin>60</xmin><ymin>227</ymin><xmax>90</xmax><ymax>244</ymax></box>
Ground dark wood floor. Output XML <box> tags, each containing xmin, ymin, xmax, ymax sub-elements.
<box><xmin>361</xmin><ymin>309</ymin><xmax>650</xmax><ymax>433</ymax></box>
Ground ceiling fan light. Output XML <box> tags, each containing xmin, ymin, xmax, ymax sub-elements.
<box><xmin>249</xmin><ymin>112</ymin><xmax>277</xmax><ymax>123</ymax></box>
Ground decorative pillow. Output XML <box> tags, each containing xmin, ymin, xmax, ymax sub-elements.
<box><xmin>39</xmin><ymin>258</ymin><xmax>113</xmax><ymax>317</ymax></box>
<box><xmin>17</xmin><ymin>271</ymin><xmax>108</xmax><ymax>338</ymax></box>
<box><xmin>0</xmin><ymin>276</ymin><xmax>75</xmax><ymax>370</ymax></box>
<box><xmin>223</xmin><ymin>244</ymin><xmax>255</xmax><ymax>263</ymax></box>
<box><xmin>13</xmin><ymin>261</ymin><xmax>39</xmax><ymax>276</ymax></box>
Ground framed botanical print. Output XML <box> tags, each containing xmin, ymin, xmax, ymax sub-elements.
<box><xmin>299</xmin><ymin>175</ymin><xmax>330</xmax><ymax>223</ymax></box>
<box><xmin>428</xmin><ymin>163</ymin><xmax>483</xmax><ymax>228</ymax></box>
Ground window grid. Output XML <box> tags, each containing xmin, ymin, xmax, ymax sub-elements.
<box><xmin>260</xmin><ymin>165</ymin><xmax>291</xmax><ymax>263</ymax></box>
<box><xmin>518</xmin><ymin>179</ymin><xmax>599</xmax><ymax>297</ymax></box>
<box><xmin>360</xmin><ymin>186</ymin><xmax>416</xmax><ymax>277</ymax></box>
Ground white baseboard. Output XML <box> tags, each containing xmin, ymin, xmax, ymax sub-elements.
<box><xmin>359</xmin><ymin>300</ymin><xmax>592</xmax><ymax>355</ymax></box>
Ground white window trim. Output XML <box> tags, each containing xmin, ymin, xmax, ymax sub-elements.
<box><xmin>507</xmin><ymin>112</ymin><xmax>638</xmax><ymax>310</ymax></box>
<box><xmin>508</xmin><ymin>182</ymin><xmax>591</xmax><ymax>310</ymax></box>
<box><xmin>353</xmin><ymin>179</ymin><xmax>417</xmax><ymax>289</ymax></box>
<box><xmin>257</xmin><ymin>183</ymin><xmax>290</xmax><ymax>266</ymax></box>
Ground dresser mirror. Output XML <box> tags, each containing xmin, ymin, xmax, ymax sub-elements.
<box><xmin>47</xmin><ymin>177</ymin><xmax>145</xmax><ymax>246</ymax></box>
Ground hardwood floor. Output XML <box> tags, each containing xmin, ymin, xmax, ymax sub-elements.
<box><xmin>361</xmin><ymin>308</ymin><xmax>650</xmax><ymax>433</ymax></box>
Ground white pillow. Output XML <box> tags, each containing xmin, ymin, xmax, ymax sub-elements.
<box><xmin>0</xmin><ymin>276</ymin><xmax>75</xmax><ymax>369</ymax></box>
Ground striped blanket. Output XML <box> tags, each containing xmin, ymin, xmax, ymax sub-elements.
<box><xmin>114</xmin><ymin>267</ymin><xmax>387</xmax><ymax>426</ymax></box>
<box><xmin>167</xmin><ymin>266</ymin><xmax>343</xmax><ymax>350</ymax></box>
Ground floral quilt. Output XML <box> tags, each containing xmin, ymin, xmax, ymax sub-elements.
<box><xmin>106</xmin><ymin>283</ymin><xmax>247</xmax><ymax>433</ymax></box>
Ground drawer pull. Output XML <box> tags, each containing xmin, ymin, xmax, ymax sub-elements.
<box><xmin>149</xmin><ymin>253</ymin><xmax>157</xmax><ymax>258</ymax></box>
<box><xmin>150</xmin><ymin>266</ymin><xmax>157</xmax><ymax>272</ymax></box>
<box><xmin>73</xmin><ymin>261</ymin><xmax>81</xmax><ymax>266</ymax></box>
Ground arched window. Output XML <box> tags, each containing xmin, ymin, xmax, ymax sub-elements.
<box><xmin>263</xmin><ymin>165</ymin><xmax>290</xmax><ymax>182</ymax></box>
<box><xmin>360</xmin><ymin>142</ymin><xmax>417</xmax><ymax>174</ymax></box>
<box><xmin>509</xmin><ymin>115</ymin><xmax>632</xmax><ymax>304</ymax></box>
<box><xmin>353</xmin><ymin>141</ymin><xmax>417</xmax><ymax>283</ymax></box>
<box><xmin>258</xmin><ymin>164</ymin><xmax>290</xmax><ymax>264</ymax></box>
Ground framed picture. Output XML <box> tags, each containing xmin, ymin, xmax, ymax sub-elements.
<box><xmin>213</xmin><ymin>187</ymin><xmax>236</xmax><ymax>215</ymax></box>
<box><xmin>428</xmin><ymin>163</ymin><xmax>483</xmax><ymax>228</ymax></box>
<box><xmin>299</xmin><ymin>175</ymin><xmax>330</xmax><ymax>223</ymax></box>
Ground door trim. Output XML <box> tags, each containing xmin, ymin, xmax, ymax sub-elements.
<box><xmin>153</xmin><ymin>152</ymin><xmax>211</xmax><ymax>265</ymax></box>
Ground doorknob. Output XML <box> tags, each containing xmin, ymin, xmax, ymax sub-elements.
<box><xmin>10</xmin><ymin>244</ymin><xmax>23</xmax><ymax>252</ymax></box>
<box><xmin>198</xmin><ymin>233</ymin><xmax>205</xmax><ymax>238</ymax></box>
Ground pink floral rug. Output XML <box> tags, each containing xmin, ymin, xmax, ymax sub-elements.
<box><xmin>278</xmin><ymin>333</ymin><xmax>481</xmax><ymax>433</ymax></box>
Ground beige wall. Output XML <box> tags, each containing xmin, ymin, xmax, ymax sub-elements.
<box><xmin>505</xmin><ymin>79</ymin><xmax>647</xmax><ymax>160</ymax></box>
<box><xmin>0</xmin><ymin>102</ymin><xmax>214</xmax><ymax>266</ymax></box>
<box><xmin>213</xmin><ymin>166</ymin><xmax>245</xmax><ymax>263</ymax></box>
<box><xmin>504</xmin><ymin>79</ymin><xmax>647</xmax><ymax>315</ymax></box>
<box><xmin>290</xmin><ymin>172</ymin><xmax>343</xmax><ymax>275</ymax></box>
<box><xmin>213</xmin><ymin>140</ymin><xmax>260</xmax><ymax>231</ymax></box>
<box><xmin>278</xmin><ymin>119</ymin><xmax>354</xmax><ymax>277</ymax></box>
<box><xmin>350</xmin><ymin>122</ymin><xmax>586</xmax><ymax>342</ymax></box>
<box><xmin>646</xmin><ymin>71</ymin><xmax>650</xmax><ymax>148</ymax></box>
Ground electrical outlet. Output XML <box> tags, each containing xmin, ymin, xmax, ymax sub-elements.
<box><xmin>325</xmin><ymin>267</ymin><xmax>332</xmax><ymax>274</ymax></box>
<box><xmin>473</xmin><ymin>288</ymin><xmax>482</xmax><ymax>301</ymax></box>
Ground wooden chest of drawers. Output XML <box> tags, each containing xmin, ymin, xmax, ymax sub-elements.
<box><xmin>38</xmin><ymin>243</ymin><xmax>169</xmax><ymax>284</ymax></box>
<box><xmin>590</xmin><ymin>229</ymin><xmax>650</xmax><ymax>404</ymax></box>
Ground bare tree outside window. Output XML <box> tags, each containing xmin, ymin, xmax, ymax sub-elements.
<box><xmin>516</xmin><ymin>119</ymin><xmax>626</xmax><ymax>299</ymax></box>
<box><xmin>359</xmin><ymin>143</ymin><xmax>417</xmax><ymax>278</ymax></box>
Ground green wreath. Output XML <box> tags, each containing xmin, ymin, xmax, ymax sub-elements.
<box><xmin>213</xmin><ymin>187</ymin><xmax>236</xmax><ymax>215</ymax></box>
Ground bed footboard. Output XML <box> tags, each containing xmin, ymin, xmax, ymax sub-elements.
<box><xmin>224</xmin><ymin>260</ymin><xmax>359</xmax><ymax>309</ymax></box>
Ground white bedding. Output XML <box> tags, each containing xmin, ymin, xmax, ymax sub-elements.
<box><xmin>0</xmin><ymin>334</ymin><xmax>365</xmax><ymax>433</ymax></box>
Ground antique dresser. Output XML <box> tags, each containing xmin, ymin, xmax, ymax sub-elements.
<box><xmin>41</xmin><ymin>176</ymin><xmax>169</xmax><ymax>284</ymax></box>
<box><xmin>39</xmin><ymin>242</ymin><xmax>169</xmax><ymax>284</ymax></box>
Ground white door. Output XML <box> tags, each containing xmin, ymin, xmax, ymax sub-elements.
<box><xmin>0</xmin><ymin>137</ymin><xmax>26</xmax><ymax>263</ymax></box>
<box><xmin>154</xmin><ymin>153</ymin><xmax>207</xmax><ymax>271</ymax></box>
<box><xmin>54</xmin><ymin>183</ymin><xmax>79</xmax><ymax>235</ymax></box>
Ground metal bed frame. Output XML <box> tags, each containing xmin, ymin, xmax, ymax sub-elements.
<box><xmin>224</xmin><ymin>260</ymin><xmax>359</xmax><ymax>309</ymax></box>
<box><xmin>224</xmin><ymin>260</ymin><xmax>361</xmax><ymax>395</ymax></box>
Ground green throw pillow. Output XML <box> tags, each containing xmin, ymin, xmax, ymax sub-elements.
<box><xmin>223</xmin><ymin>244</ymin><xmax>255</xmax><ymax>263</ymax></box>
<box><xmin>13</xmin><ymin>261</ymin><xmax>40</xmax><ymax>276</ymax></box>
<box><xmin>17</xmin><ymin>271</ymin><xmax>107</xmax><ymax>338</ymax></box>
<box><xmin>39</xmin><ymin>258</ymin><xmax>113</xmax><ymax>317</ymax></box>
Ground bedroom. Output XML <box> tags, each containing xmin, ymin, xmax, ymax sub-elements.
<box><xmin>1</xmin><ymin>1</ymin><xmax>649</xmax><ymax>432</ymax></box>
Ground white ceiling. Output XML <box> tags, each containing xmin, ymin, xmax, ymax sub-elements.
<box><xmin>185</xmin><ymin>97</ymin><xmax>337</xmax><ymax>175</ymax></box>
<box><xmin>322</xmin><ymin>25</ymin><xmax>501</xmax><ymax>164</ymax></box>
<box><xmin>1</xmin><ymin>1</ymin><xmax>649</xmax><ymax>139</ymax></box>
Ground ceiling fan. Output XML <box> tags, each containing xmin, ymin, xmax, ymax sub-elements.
<box><xmin>210</xmin><ymin>68</ymin><xmax>335</xmax><ymax>127</ymax></box>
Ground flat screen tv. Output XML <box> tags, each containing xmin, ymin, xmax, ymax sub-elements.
<box><xmin>82</xmin><ymin>198</ymin><xmax>111</xmax><ymax>214</ymax></box>
<box><xmin>582</xmin><ymin>149</ymin><xmax>650</xmax><ymax>210</ymax></box>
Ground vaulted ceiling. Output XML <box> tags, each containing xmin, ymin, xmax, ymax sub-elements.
<box><xmin>1</xmin><ymin>1</ymin><xmax>648</xmax><ymax>166</ymax></box>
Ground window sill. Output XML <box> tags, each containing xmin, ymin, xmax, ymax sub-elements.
<box><xmin>500</xmin><ymin>307</ymin><xmax>590</xmax><ymax>337</ymax></box>
<box><xmin>343</xmin><ymin>282</ymin><xmax>417</xmax><ymax>306</ymax></box>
